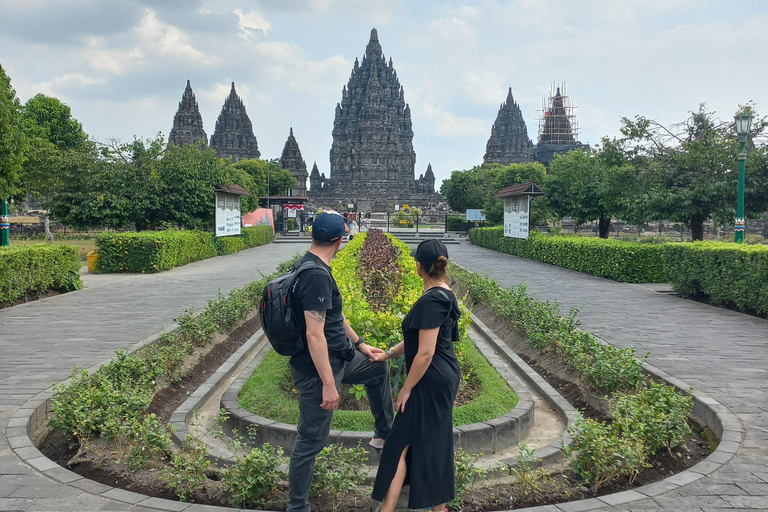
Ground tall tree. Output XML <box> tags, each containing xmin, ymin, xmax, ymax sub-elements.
<box><xmin>622</xmin><ymin>105</ymin><xmax>768</xmax><ymax>241</ymax></box>
<box><xmin>233</xmin><ymin>158</ymin><xmax>296</xmax><ymax>198</ymax></box>
<box><xmin>0</xmin><ymin>64</ymin><xmax>27</xmax><ymax>199</ymax></box>
<box><xmin>545</xmin><ymin>141</ymin><xmax>638</xmax><ymax>238</ymax></box>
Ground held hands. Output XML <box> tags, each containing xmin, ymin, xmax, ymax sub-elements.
<box><xmin>396</xmin><ymin>386</ymin><xmax>411</xmax><ymax>413</ymax></box>
<box><xmin>321</xmin><ymin>383</ymin><xmax>339</xmax><ymax>410</ymax></box>
<box><xmin>358</xmin><ymin>343</ymin><xmax>385</xmax><ymax>362</ymax></box>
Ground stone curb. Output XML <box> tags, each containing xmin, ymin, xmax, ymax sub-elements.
<box><xmin>220</xmin><ymin>322</ymin><xmax>537</xmax><ymax>464</ymax></box>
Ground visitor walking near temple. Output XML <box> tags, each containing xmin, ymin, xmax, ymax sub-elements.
<box><xmin>371</xmin><ymin>239</ymin><xmax>462</xmax><ymax>512</ymax></box>
<box><xmin>287</xmin><ymin>210</ymin><xmax>394</xmax><ymax>512</ymax></box>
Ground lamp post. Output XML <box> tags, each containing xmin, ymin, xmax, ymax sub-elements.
<box><xmin>1</xmin><ymin>198</ymin><xmax>9</xmax><ymax>247</ymax></box>
<box><xmin>734</xmin><ymin>111</ymin><xmax>753</xmax><ymax>243</ymax></box>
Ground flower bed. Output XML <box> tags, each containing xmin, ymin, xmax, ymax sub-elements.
<box><xmin>469</xmin><ymin>228</ymin><xmax>666</xmax><ymax>283</ymax></box>
<box><xmin>0</xmin><ymin>244</ymin><xmax>82</xmax><ymax>305</ymax></box>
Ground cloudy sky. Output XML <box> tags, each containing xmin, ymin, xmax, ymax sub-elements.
<box><xmin>1</xmin><ymin>0</ymin><xmax>766</xmax><ymax>188</ymax></box>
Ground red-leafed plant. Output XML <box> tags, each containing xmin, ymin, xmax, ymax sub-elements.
<box><xmin>357</xmin><ymin>229</ymin><xmax>402</xmax><ymax>311</ymax></box>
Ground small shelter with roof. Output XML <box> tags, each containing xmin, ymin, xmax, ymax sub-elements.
<box><xmin>493</xmin><ymin>182</ymin><xmax>544</xmax><ymax>239</ymax></box>
<box><xmin>257</xmin><ymin>195</ymin><xmax>309</xmax><ymax>234</ymax></box>
<box><xmin>214</xmin><ymin>184</ymin><xmax>252</xmax><ymax>237</ymax></box>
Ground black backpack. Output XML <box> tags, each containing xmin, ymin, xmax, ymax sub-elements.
<box><xmin>259</xmin><ymin>260</ymin><xmax>330</xmax><ymax>356</ymax></box>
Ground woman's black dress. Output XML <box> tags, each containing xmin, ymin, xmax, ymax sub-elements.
<box><xmin>372</xmin><ymin>287</ymin><xmax>462</xmax><ymax>509</ymax></box>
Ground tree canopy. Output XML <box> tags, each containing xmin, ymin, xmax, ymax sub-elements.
<box><xmin>0</xmin><ymin>64</ymin><xmax>27</xmax><ymax>199</ymax></box>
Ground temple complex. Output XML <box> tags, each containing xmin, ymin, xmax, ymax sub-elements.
<box><xmin>483</xmin><ymin>88</ymin><xmax>534</xmax><ymax>165</ymax></box>
<box><xmin>209</xmin><ymin>82</ymin><xmax>260</xmax><ymax>163</ymax></box>
<box><xmin>534</xmin><ymin>85</ymin><xmax>586</xmax><ymax>167</ymax></box>
<box><xmin>168</xmin><ymin>80</ymin><xmax>207</xmax><ymax>148</ymax></box>
<box><xmin>308</xmin><ymin>28</ymin><xmax>444</xmax><ymax>212</ymax></box>
<box><xmin>279</xmin><ymin>128</ymin><xmax>308</xmax><ymax>196</ymax></box>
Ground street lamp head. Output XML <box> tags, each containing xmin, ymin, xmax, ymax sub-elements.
<box><xmin>734</xmin><ymin>111</ymin><xmax>753</xmax><ymax>136</ymax></box>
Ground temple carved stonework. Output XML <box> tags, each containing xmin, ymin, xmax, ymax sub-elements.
<box><xmin>483</xmin><ymin>88</ymin><xmax>534</xmax><ymax>165</ymax></box>
<box><xmin>309</xmin><ymin>28</ymin><xmax>442</xmax><ymax>211</ymax></box>
<box><xmin>534</xmin><ymin>85</ymin><xmax>585</xmax><ymax>167</ymax></box>
<box><xmin>279</xmin><ymin>128</ymin><xmax>308</xmax><ymax>196</ymax></box>
<box><xmin>168</xmin><ymin>80</ymin><xmax>207</xmax><ymax>147</ymax></box>
<box><xmin>210</xmin><ymin>82</ymin><xmax>260</xmax><ymax>163</ymax></box>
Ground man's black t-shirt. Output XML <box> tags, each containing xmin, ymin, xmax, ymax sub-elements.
<box><xmin>290</xmin><ymin>252</ymin><xmax>347</xmax><ymax>377</ymax></box>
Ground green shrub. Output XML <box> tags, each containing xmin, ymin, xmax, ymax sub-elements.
<box><xmin>663</xmin><ymin>241</ymin><xmax>768</xmax><ymax>315</ymax></box>
<box><xmin>452</xmin><ymin>448</ymin><xmax>486</xmax><ymax>509</ymax></box>
<box><xmin>450</xmin><ymin>265</ymin><xmax>645</xmax><ymax>393</ymax></box>
<box><xmin>469</xmin><ymin>228</ymin><xmax>666</xmax><ymax>283</ymax></box>
<box><xmin>567</xmin><ymin>415</ymin><xmax>648</xmax><ymax>491</ymax></box>
<box><xmin>217</xmin><ymin>236</ymin><xmax>245</xmax><ymax>255</ymax></box>
<box><xmin>96</xmin><ymin>229</ymin><xmax>216</xmax><ymax>273</ymax></box>
<box><xmin>447</xmin><ymin>215</ymin><xmax>470</xmax><ymax>231</ymax></box>
<box><xmin>310</xmin><ymin>444</ymin><xmax>368</xmax><ymax>510</ymax></box>
<box><xmin>223</xmin><ymin>443</ymin><xmax>286</xmax><ymax>508</ymax></box>
<box><xmin>611</xmin><ymin>381</ymin><xmax>693</xmax><ymax>455</ymax></box>
<box><xmin>160</xmin><ymin>437</ymin><xmax>210</xmax><ymax>502</ymax></box>
<box><xmin>0</xmin><ymin>244</ymin><xmax>82</xmax><ymax>305</ymax></box>
<box><xmin>242</xmin><ymin>225</ymin><xmax>273</xmax><ymax>248</ymax></box>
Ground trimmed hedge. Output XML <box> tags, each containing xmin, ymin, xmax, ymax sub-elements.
<box><xmin>663</xmin><ymin>241</ymin><xmax>768</xmax><ymax>315</ymax></box>
<box><xmin>0</xmin><ymin>245</ymin><xmax>82</xmax><ymax>305</ymax></box>
<box><xmin>96</xmin><ymin>230</ymin><xmax>217</xmax><ymax>273</ymax></box>
<box><xmin>95</xmin><ymin>226</ymin><xmax>274</xmax><ymax>273</ymax></box>
<box><xmin>469</xmin><ymin>228</ymin><xmax>666</xmax><ymax>283</ymax></box>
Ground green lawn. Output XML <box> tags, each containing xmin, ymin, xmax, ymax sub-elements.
<box><xmin>238</xmin><ymin>338</ymin><xmax>518</xmax><ymax>431</ymax></box>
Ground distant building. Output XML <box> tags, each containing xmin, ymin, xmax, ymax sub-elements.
<box><xmin>168</xmin><ymin>80</ymin><xmax>207</xmax><ymax>148</ymax></box>
<box><xmin>279</xmin><ymin>127</ymin><xmax>308</xmax><ymax>197</ymax></box>
<box><xmin>483</xmin><ymin>87</ymin><xmax>534</xmax><ymax>165</ymax></box>
<box><xmin>210</xmin><ymin>82</ymin><xmax>260</xmax><ymax>163</ymax></box>
<box><xmin>534</xmin><ymin>85</ymin><xmax>586</xmax><ymax>168</ymax></box>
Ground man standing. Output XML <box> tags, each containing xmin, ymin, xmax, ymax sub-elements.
<box><xmin>287</xmin><ymin>210</ymin><xmax>394</xmax><ymax>512</ymax></box>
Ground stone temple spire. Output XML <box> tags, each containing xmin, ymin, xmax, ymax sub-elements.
<box><xmin>210</xmin><ymin>82</ymin><xmax>260</xmax><ymax>163</ymax></box>
<box><xmin>483</xmin><ymin>87</ymin><xmax>533</xmax><ymax>165</ymax></box>
<box><xmin>168</xmin><ymin>80</ymin><xmax>207</xmax><ymax>148</ymax></box>
<box><xmin>279</xmin><ymin>127</ymin><xmax>308</xmax><ymax>196</ymax></box>
<box><xmin>309</xmin><ymin>162</ymin><xmax>324</xmax><ymax>192</ymax></box>
<box><xmin>327</xmin><ymin>27</ymin><xmax>416</xmax><ymax>191</ymax></box>
<box><xmin>538</xmin><ymin>87</ymin><xmax>576</xmax><ymax>145</ymax></box>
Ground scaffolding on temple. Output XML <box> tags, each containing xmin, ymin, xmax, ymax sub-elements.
<box><xmin>537</xmin><ymin>82</ymin><xmax>580</xmax><ymax>145</ymax></box>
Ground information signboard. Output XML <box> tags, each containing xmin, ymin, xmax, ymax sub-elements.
<box><xmin>215</xmin><ymin>191</ymin><xmax>241</xmax><ymax>237</ymax></box>
<box><xmin>466</xmin><ymin>209</ymin><xmax>486</xmax><ymax>222</ymax></box>
<box><xmin>503</xmin><ymin>196</ymin><xmax>530</xmax><ymax>239</ymax></box>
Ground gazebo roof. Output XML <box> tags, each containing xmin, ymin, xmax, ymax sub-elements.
<box><xmin>493</xmin><ymin>181</ymin><xmax>545</xmax><ymax>199</ymax></box>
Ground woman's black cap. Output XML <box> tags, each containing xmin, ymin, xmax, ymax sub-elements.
<box><xmin>411</xmin><ymin>239</ymin><xmax>449</xmax><ymax>267</ymax></box>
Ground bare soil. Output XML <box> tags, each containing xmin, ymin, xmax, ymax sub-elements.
<box><xmin>37</xmin><ymin>285</ymin><xmax>712</xmax><ymax>511</ymax></box>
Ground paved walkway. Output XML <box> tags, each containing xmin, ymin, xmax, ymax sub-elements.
<box><xmin>449</xmin><ymin>242</ymin><xmax>768</xmax><ymax>512</ymax></box>
<box><xmin>0</xmin><ymin>239</ymin><xmax>766</xmax><ymax>511</ymax></box>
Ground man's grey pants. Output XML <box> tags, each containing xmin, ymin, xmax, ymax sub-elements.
<box><xmin>287</xmin><ymin>351</ymin><xmax>394</xmax><ymax>512</ymax></box>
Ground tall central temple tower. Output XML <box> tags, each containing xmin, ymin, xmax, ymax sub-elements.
<box><xmin>308</xmin><ymin>28</ymin><xmax>440</xmax><ymax>211</ymax></box>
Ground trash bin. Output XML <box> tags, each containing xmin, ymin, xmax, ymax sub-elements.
<box><xmin>87</xmin><ymin>250</ymin><xmax>100</xmax><ymax>273</ymax></box>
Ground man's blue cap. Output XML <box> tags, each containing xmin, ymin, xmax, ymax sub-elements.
<box><xmin>312</xmin><ymin>210</ymin><xmax>346</xmax><ymax>243</ymax></box>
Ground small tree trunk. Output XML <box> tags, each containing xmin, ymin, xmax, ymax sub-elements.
<box><xmin>44</xmin><ymin>215</ymin><xmax>53</xmax><ymax>244</ymax></box>
<box><xmin>690</xmin><ymin>220</ymin><xmax>704</xmax><ymax>241</ymax></box>
<box><xmin>598</xmin><ymin>215</ymin><xmax>611</xmax><ymax>239</ymax></box>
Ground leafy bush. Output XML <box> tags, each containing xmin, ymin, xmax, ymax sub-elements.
<box><xmin>663</xmin><ymin>241</ymin><xmax>768</xmax><ymax>315</ymax></box>
<box><xmin>357</xmin><ymin>229</ymin><xmax>402</xmax><ymax>311</ymax></box>
<box><xmin>160</xmin><ymin>437</ymin><xmax>210</xmax><ymax>502</ymax></box>
<box><xmin>217</xmin><ymin>236</ymin><xmax>245</xmax><ymax>255</ymax></box>
<box><xmin>452</xmin><ymin>448</ymin><xmax>486</xmax><ymax>509</ymax></box>
<box><xmin>567</xmin><ymin>414</ymin><xmax>648</xmax><ymax>491</ymax></box>
<box><xmin>124</xmin><ymin>413</ymin><xmax>174</xmax><ymax>471</ymax></box>
<box><xmin>223</xmin><ymin>443</ymin><xmax>285</xmax><ymax>508</ymax></box>
<box><xmin>310</xmin><ymin>444</ymin><xmax>368</xmax><ymax>512</ymax></box>
<box><xmin>469</xmin><ymin>228</ymin><xmax>666</xmax><ymax>283</ymax></box>
<box><xmin>0</xmin><ymin>244</ymin><xmax>82</xmax><ymax>305</ymax></box>
<box><xmin>447</xmin><ymin>215</ymin><xmax>471</xmax><ymax>232</ymax></box>
<box><xmin>504</xmin><ymin>444</ymin><xmax>550</xmax><ymax>499</ymax></box>
<box><xmin>611</xmin><ymin>381</ymin><xmax>693</xmax><ymax>455</ymax></box>
<box><xmin>95</xmin><ymin>229</ymin><xmax>216</xmax><ymax>273</ymax></box>
<box><xmin>450</xmin><ymin>265</ymin><xmax>645</xmax><ymax>393</ymax></box>
<box><xmin>242</xmin><ymin>225</ymin><xmax>273</xmax><ymax>247</ymax></box>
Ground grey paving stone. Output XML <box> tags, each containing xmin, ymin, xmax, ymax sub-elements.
<box><xmin>25</xmin><ymin>456</ymin><xmax>59</xmax><ymax>472</ymax></box>
<box><xmin>556</xmin><ymin>497</ymin><xmax>609</xmax><ymax>511</ymax></box>
<box><xmin>136</xmin><ymin>496</ymin><xmax>190</xmax><ymax>511</ymax></box>
<box><xmin>101</xmin><ymin>487</ymin><xmax>151</xmax><ymax>504</ymax></box>
<box><xmin>41</xmin><ymin>466</ymin><xmax>82</xmax><ymax>484</ymax></box>
<box><xmin>598</xmin><ymin>490</ymin><xmax>649</xmax><ymax>506</ymax></box>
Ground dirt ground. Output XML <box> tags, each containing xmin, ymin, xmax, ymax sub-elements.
<box><xmin>38</xmin><ymin>290</ymin><xmax>711</xmax><ymax>511</ymax></box>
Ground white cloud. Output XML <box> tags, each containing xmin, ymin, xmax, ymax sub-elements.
<box><xmin>233</xmin><ymin>8</ymin><xmax>271</xmax><ymax>39</ymax></box>
<box><xmin>134</xmin><ymin>9</ymin><xmax>214</xmax><ymax>64</ymax></box>
<box><xmin>84</xmin><ymin>36</ymin><xmax>144</xmax><ymax>75</ymax></box>
<box><xmin>255</xmin><ymin>41</ymin><xmax>350</xmax><ymax>95</ymax></box>
<box><xmin>418</xmin><ymin>97</ymin><xmax>486</xmax><ymax>138</ymax></box>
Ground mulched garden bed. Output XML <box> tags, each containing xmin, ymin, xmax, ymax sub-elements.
<box><xmin>37</xmin><ymin>289</ymin><xmax>712</xmax><ymax>511</ymax></box>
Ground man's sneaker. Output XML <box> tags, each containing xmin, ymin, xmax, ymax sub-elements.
<box><xmin>369</xmin><ymin>437</ymin><xmax>386</xmax><ymax>450</ymax></box>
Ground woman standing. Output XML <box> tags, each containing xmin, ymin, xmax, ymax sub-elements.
<box><xmin>371</xmin><ymin>239</ymin><xmax>462</xmax><ymax>512</ymax></box>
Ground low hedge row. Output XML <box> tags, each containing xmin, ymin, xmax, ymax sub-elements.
<box><xmin>95</xmin><ymin>226</ymin><xmax>273</xmax><ymax>273</ymax></box>
<box><xmin>663</xmin><ymin>241</ymin><xmax>768</xmax><ymax>315</ymax></box>
<box><xmin>0</xmin><ymin>245</ymin><xmax>83</xmax><ymax>305</ymax></box>
<box><xmin>469</xmin><ymin>228</ymin><xmax>666</xmax><ymax>283</ymax></box>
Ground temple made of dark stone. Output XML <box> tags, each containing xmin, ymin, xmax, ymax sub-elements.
<box><xmin>279</xmin><ymin>128</ymin><xmax>308</xmax><ymax>196</ymax></box>
<box><xmin>483</xmin><ymin>88</ymin><xmax>534</xmax><ymax>165</ymax></box>
<box><xmin>168</xmin><ymin>80</ymin><xmax>207</xmax><ymax>148</ymax></box>
<box><xmin>308</xmin><ymin>28</ymin><xmax>443</xmax><ymax>212</ymax></box>
<box><xmin>534</xmin><ymin>86</ymin><xmax>586</xmax><ymax>167</ymax></box>
<box><xmin>209</xmin><ymin>82</ymin><xmax>260</xmax><ymax>163</ymax></box>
